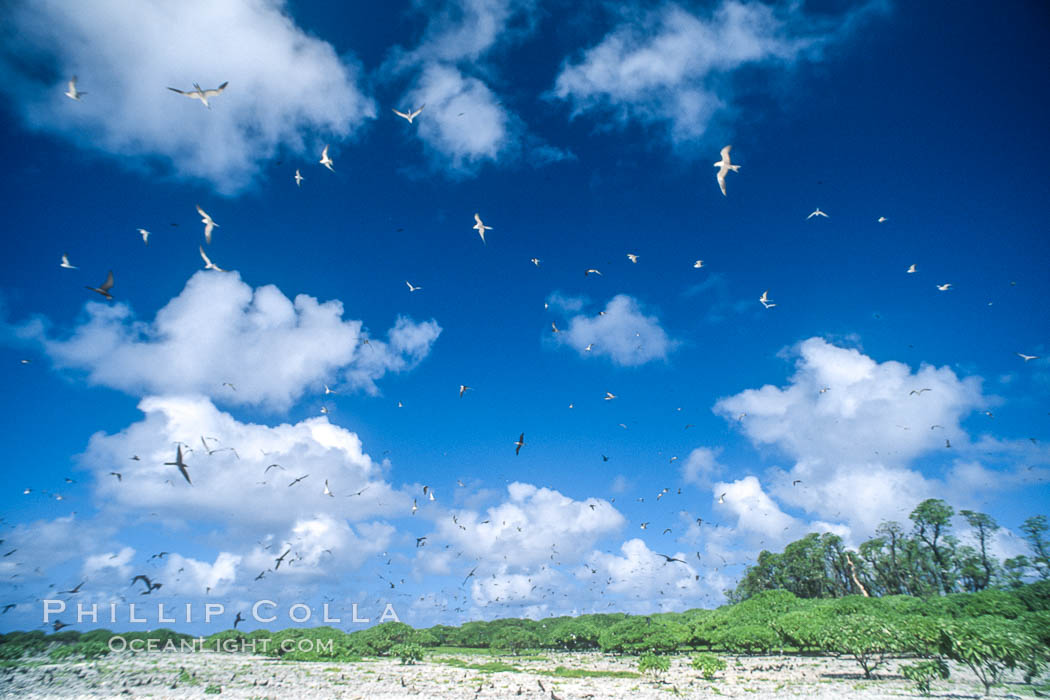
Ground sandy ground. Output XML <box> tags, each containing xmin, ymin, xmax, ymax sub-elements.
<box><xmin>0</xmin><ymin>650</ymin><xmax>1037</xmax><ymax>699</ymax></box>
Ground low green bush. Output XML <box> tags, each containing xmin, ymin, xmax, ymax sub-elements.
<box><xmin>900</xmin><ymin>659</ymin><xmax>949</xmax><ymax>696</ymax></box>
<box><xmin>691</xmin><ymin>652</ymin><xmax>726</xmax><ymax>681</ymax></box>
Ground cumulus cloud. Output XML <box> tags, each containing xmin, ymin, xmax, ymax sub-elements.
<box><xmin>714</xmin><ymin>337</ymin><xmax>992</xmax><ymax>536</ymax></box>
<box><xmin>82</xmin><ymin>547</ymin><xmax>135</xmax><ymax>581</ymax></box>
<box><xmin>584</xmin><ymin>539</ymin><xmax>704</xmax><ymax>612</ymax></box>
<box><xmin>552</xmin><ymin>1</ymin><xmax>880</xmax><ymax>148</ymax></box>
<box><xmin>385</xmin><ymin>0</ymin><xmax>554</xmax><ymax>172</ymax></box>
<box><xmin>82</xmin><ymin>395</ymin><xmax>406</xmax><ymax>529</ymax></box>
<box><xmin>713</xmin><ymin>475</ymin><xmax>797</xmax><ymax>539</ymax></box>
<box><xmin>418</xmin><ymin>482</ymin><xmax>625</xmax><ymax>576</ymax></box>
<box><xmin>681</xmin><ymin>447</ymin><xmax>724</xmax><ymax>487</ymax></box>
<box><xmin>551</xmin><ymin>294</ymin><xmax>675</xmax><ymax>366</ymax></box>
<box><xmin>405</xmin><ymin>63</ymin><xmax>512</xmax><ymax>170</ymax></box>
<box><xmin>0</xmin><ymin>0</ymin><xmax>376</xmax><ymax>193</ymax></box>
<box><xmin>23</xmin><ymin>272</ymin><xmax>440</xmax><ymax>409</ymax></box>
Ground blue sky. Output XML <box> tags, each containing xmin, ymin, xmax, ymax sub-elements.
<box><xmin>0</xmin><ymin>0</ymin><xmax>1047</xmax><ymax>634</ymax></box>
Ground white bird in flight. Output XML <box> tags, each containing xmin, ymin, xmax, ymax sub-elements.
<box><xmin>936</xmin><ymin>283</ymin><xmax>952</xmax><ymax>291</ymax></box>
<box><xmin>1017</xmin><ymin>353</ymin><xmax>1039</xmax><ymax>362</ymax></box>
<box><xmin>60</xmin><ymin>253</ymin><xmax>77</xmax><ymax>270</ymax></box>
<box><xmin>473</xmin><ymin>213</ymin><xmax>492</xmax><ymax>244</ymax></box>
<box><xmin>199</xmin><ymin>245</ymin><xmax>224</xmax><ymax>272</ymax></box>
<box><xmin>585</xmin><ymin>268</ymin><xmax>602</xmax><ymax>276</ymax></box>
<box><xmin>65</xmin><ymin>76</ymin><xmax>85</xmax><ymax>101</ymax></box>
<box><xmin>878</xmin><ymin>216</ymin><xmax>888</xmax><ymax>223</ymax></box>
<box><xmin>906</xmin><ymin>264</ymin><xmax>917</xmax><ymax>274</ymax></box>
<box><xmin>320</xmin><ymin>145</ymin><xmax>335</xmax><ymax>172</ymax></box>
<box><xmin>459</xmin><ymin>385</ymin><xmax>471</xmax><ymax>398</ymax></box>
<box><xmin>196</xmin><ymin>205</ymin><xmax>218</xmax><ymax>244</ymax></box>
<box><xmin>167</xmin><ymin>81</ymin><xmax>228</xmax><ymax>109</ymax></box>
<box><xmin>807</xmin><ymin>207</ymin><xmax>829</xmax><ymax>219</ymax></box>
<box><xmin>530</xmin><ymin>258</ymin><xmax>541</xmax><ymax>266</ymax></box>
<box><xmin>405</xmin><ymin>281</ymin><xmax>422</xmax><ymax>292</ymax></box>
<box><xmin>627</xmin><ymin>254</ymin><xmax>639</xmax><ymax>263</ymax></box>
<box><xmin>604</xmin><ymin>392</ymin><xmax>616</xmax><ymax>401</ymax></box>
<box><xmin>392</xmin><ymin>105</ymin><xmax>424</xmax><ymax>124</ymax></box>
<box><xmin>137</xmin><ymin>228</ymin><xmax>150</xmax><ymax>245</ymax></box>
<box><xmin>713</xmin><ymin>145</ymin><xmax>739</xmax><ymax>196</ymax></box>
<box><xmin>693</xmin><ymin>260</ymin><xmax>704</xmax><ymax>268</ymax></box>
<box><xmin>759</xmin><ymin>290</ymin><xmax>775</xmax><ymax>308</ymax></box>
<box><xmin>294</xmin><ymin>169</ymin><xmax>303</xmax><ymax>187</ymax></box>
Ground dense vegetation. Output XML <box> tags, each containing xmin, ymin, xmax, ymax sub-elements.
<box><xmin>730</xmin><ymin>501</ymin><xmax>1048</xmax><ymax>601</ymax></box>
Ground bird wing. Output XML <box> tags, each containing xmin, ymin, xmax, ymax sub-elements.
<box><xmin>167</xmin><ymin>87</ymin><xmax>190</xmax><ymax>96</ymax></box>
<box><xmin>716</xmin><ymin>168</ymin><xmax>727</xmax><ymax>196</ymax></box>
<box><xmin>720</xmin><ymin>145</ymin><xmax>732</xmax><ymax>161</ymax></box>
<box><xmin>411</xmin><ymin>105</ymin><xmax>425</xmax><ymax>119</ymax></box>
<box><xmin>201</xmin><ymin>82</ymin><xmax>228</xmax><ymax>97</ymax></box>
<box><xmin>199</xmin><ymin>246</ymin><xmax>212</xmax><ymax>266</ymax></box>
<box><xmin>99</xmin><ymin>271</ymin><xmax>114</xmax><ymax>292</ymax></box>
<box><xmin>392</xmin><ymin>109</ymin><xmax>410</xmax><ymax>120</ymax></box>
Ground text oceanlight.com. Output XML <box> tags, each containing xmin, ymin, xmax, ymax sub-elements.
<box><xmin>107</xmin><ymin>636</ymin><xmax>337</xmax><ymax>654</ymax></box>
<box><xmin>42</xmin><ymin>600</ymin><xmax>400</xmax><ymax>625</ymax></box>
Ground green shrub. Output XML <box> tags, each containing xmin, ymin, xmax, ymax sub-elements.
<box><xmin>48</xmin><ymin>645</ymin><xmax>76</xmax><ymax>661</ymax></box>
<box><xmin>939</xmin><ymin>616</ymin><xmax>1041</xmax><ymax>696</ymax></box>
<box><xmin>901</xmin><ymin>659</ymin><xmax>950</xmax><ymax>696</ymax></box>
<box><xmin>638</xmin><ymin>652</ymin><xmax>670</xmax><ymax>678</ymax></box>
<box><xmin>204</xmin><ymin>683</ymin><xmax>222</xmax><ymax>694</ymax></box>
<box><xmin>820</xmin><ymin>613</ymin><xmax>901</xmax><ymax>679</ymax></box>
<box><xmin>390</xmin><ymin>642</ymin><xmax>424</xmax><ymax>665</ymax></box>
<box><xmin>74</xmin><ymin>641</ymin><xmax>110</xmax><ymax>659</ymax></box>
<box><xmin>691</xmin><ymin>652</ymin><xmax>726</xmax><ymax>681</ymax></box>
<box><xmin>716</xmin><ymin>624</ymin><xmax>780</xmax><ymax>655</ymax></box>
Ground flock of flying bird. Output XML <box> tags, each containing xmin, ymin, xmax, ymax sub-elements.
<box><xmin>6</xmin><ymin>74</ymin><xmax>1044</xmax><ymax>632</ymax></box>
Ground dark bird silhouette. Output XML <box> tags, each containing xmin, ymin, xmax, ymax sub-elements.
<box><xmin>164</xmin><ymin>445</ymin><xmax>192</xmax><ymax>485</ymax></box>
<box><xmin>287</xmin><ymin>474</ymin><xmax>309</xmax><ymax>487</ymax></box>
<box><xmin>85</xmin><ymin>271</ymin><xmax>114</xmax><ymax>300</ymax></box>
<box><xmin>514</xmin><ymin>433</ymin><xmax>525</xmax><ymax>455</ymax></box>
<box><xmin>656</xmin><ymin>553</ymin><xmax>686</xmax><ymax>564</ymax></box>
<box><xmin>61</xmin><ymin>581</ymin><xmax>85</xmax><ymax>595</ymax></box>
<box><xmin>233</xmin><ymin>612</ymin><xmax>244</xmax><ymax>629</ymax></box>
<box><xmin>274</xmin><ymin>549</ymin><xmax>291</xmax><ymax>570</ymax></box>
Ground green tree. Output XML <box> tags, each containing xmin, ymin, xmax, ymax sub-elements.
<box><xmin>910</xmin><ymin>499</ymin><xmax>957</xmax><ymax>594</ymax></box>
<box><xmin>938</xmin><ymin>616</ymin><xmax>1041</xmax><ymax>696</ymax></box>
<box><xmin>959</xmin><ymin>510</ymin><xmax>1000</xmax><ymax>591</ymax></box>
<box><xmin>1021</xmin><ymin>515</ymin><xmax>1050</xmax><ymax>579</ymax></box>
<box><xmin>820</xmin><ymin>613</ymin><xmax>901</xmax><ymax>679</ymax></box>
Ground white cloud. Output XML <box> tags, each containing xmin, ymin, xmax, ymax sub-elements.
<box><xmin>418</xmin><ymin>482</ymin><xmax>625</xmax><ymax>576</ymax></box>
<box><xmin>159</xmin><ymin>552</ymin><xmax>241</xmax><ymax>597</ymax></box>
<box><xmin>406</xmin><ymin>63</ymin><xmax>512</xmax><ymax>170</ymax></box>
<box><xmin>552</xmin><ymin>294</ymin><xmax>675</xmax><ymax>366</ymax></box>
<box><xmin>552</xmin><ymin>1</ymin><xmax>879</xmax><ymax>148</ymax></box>
<box><xmin>584</xmin><ymin>539</ymin><xmax>704</xmax><ymax>612</ymax></box>
<box><xmin>681</xmin><ymin>447</ymin><xmax>724</xmax><ymax>487</ymax></box>
<box><xmin>716</xmin><ymin>337</ymin><xmax>984</xmax><ymax>468</ymax></box>
<box><xmin>82</xmin><ymin>395</ymin><xmax>406</xmax><ymax>529</ymax></box>
<box><xmin>25</xmin><ymin>272</ymin><xmax>440</xmax><ymax>410</ymax></box>
<box><xmin>713</xmin><ymin>337</ymin><xmax>993</xmax><ymax>536</ymax></box>
<box><xmin>0</xmin><ymin>515</ymin><xmax>118</xmax><ymax>581</ymax></box>
<box><xmin>385</xmin><ymin>0</ymin><xmax>558</xmax><ymax>172</ymax></box>
<box><xmin>82</xmin><ymin>547</ymin><xmax>136</xmax><ymax>581</ymax></box>
<box><xmin>0</xmin><ymin>0</ymin><xmax>375</xmax><ymax>193</ymax></box>
<box><xmin>713</xmin><ymin>476</ymin><xmax>797</xmax><ymax>539</ymax></box>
